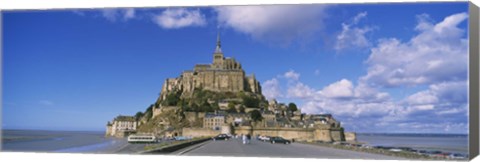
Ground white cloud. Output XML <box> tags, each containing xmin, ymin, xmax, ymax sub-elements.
<box><xmin>393</xmin><ymin>122</ymin><xmax>467</xmax><ymax>133</ymax></box>
<box><xmin>319</xmin><ymin>79</ymin><xmax>354</xmax><ymax>99</ymax></box>
<box><xmin>302</xmin><ymin>97</ymin><xmax>397</xmax><ymax>118</ymax></box>
<box><xmin>215</xmin><ymin>5</ymin><xmax>328</xmax><ymax>45</ymax></box>
<box><xmin>287</xmin><ymin>82</ymin><xmax>315</xmax><ymax>99</ymax></box>
<box><xmin>152</xmin><ymin>8</ymin><xmax>206</xmax><ymax>29</ymax></box>
<box><xmin>262</xmin><ymin>78</ymin><xmax>282</xmax><ymax>100</ymax></box>
<box><xmin>353</xmin><ymin>12</ymin><xmax>367</xmax><ymax>24</ymax></box>
<box><xmin>124</xmin><ymin>8</ymin><xmax>135</xmax><ymax>20</ymax></box>
<box><xmin>435</xmin><ymin>108</ymin><xmax>465</xmax><ymax>115</ymax></box>
<box><xmin>259</xmin><ymin>13</ymin><xmax>468</xmax><ymax>133</ymax></box>
<box><xmin>406</xmin><ymin>91</ymin><xmax>438</xmax><ymax>105</ymax></box>
<box><xmin>429</xmin><ymin>81</ymin><xmax>468</xmax><ymax>103</ymax></box>
<box><xmin>374</xmin><ymin>81</ymin><xmax>468</xmax><ymax>129</ymax></box>
<box><xmin>335</xmin><ymin>12</ymin><xmax>374</xmax><ymax>51</ymax></box>
<box><xmin>353</xmin><ymin>83</ymin><xmax>390</xmax><ymax>101</ymax></box>
<box><xmin>280</xmin><ymin>76</ymin><xmax>395</xmax><ymax>118</ymax></box>
<box><xmin>262</xmin><ymin>67</ymin><xmax>466</xmax><ymax>133</ymax></box>
<box><xmin>361</xmin><ymin>12</ymin><xmax>468</xmax><ymax>87</ymax></box>
<box><xmin>101</xmin><ymin>8</ymin><xmax>136</xmax><ymax>22</ymax></box>
<box><xmin>283</xmin><ymin>70</ymin><xmax>300</xmax><ymax>81</ymax></box>
<box><xmin>403</xmin><ymin>81</ymin><xmax>467</xmax><ymax>113</ymax></box>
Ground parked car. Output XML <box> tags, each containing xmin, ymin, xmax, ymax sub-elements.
<box><xmin>258</xmin><ymin>135</ymin><xmax>271</xmax><ymax>142</ymax></box>
<box><xmin>269</xmin><ymin>137</ymin><xmax>291</xmax><ymax>144</ymax></box>
<box><xmin>212</xmin><ymin>134</ymin><xmax>230</xmax><ymax>141</ymax></box>
<box><xmin>449</xmin><ymin>153</ymin><xmax>468</xmax><ymax>159</ymax></box>
<box><xmin>174</xmin><ymin>136</ymin><xmax>192</xmax><ymax>141</ymax></box>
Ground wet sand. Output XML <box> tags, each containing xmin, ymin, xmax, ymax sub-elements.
<box><xmin>2</xmin><ymin>130</ymin><xmax>128</xmax><ymax>153</ymax></box>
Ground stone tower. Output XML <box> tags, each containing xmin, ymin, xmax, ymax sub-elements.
<box><xmin>212</xmin><ymin>32</ymin><xmax>224</xmax><ymax>69</ymax></box>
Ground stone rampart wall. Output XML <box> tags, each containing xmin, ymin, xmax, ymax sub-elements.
<box><xmin>344</xmin><ymin>132</ymin><xmax>356</xmax><ymax>141</ymax></box>
<box><xmin>182</xmin><ymin>128</ymin><xmax>220</xmax><ymax>137</ymax></box>
<box><xmin>229</xmin><ymin>126</ymin><xmax>341</xmax><ymax>142</ymax></box>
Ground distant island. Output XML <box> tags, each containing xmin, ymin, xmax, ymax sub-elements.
<box><xmin>105</xmin><ymin>33</ymin><xmax>354</xmax><ymax>143</ymax></box>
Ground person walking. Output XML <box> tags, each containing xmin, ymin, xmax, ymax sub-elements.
<box><xmin>246</xmin><ymin>134</ymin><xmax>251</xmax><ymax>144</ymax></box>
<box><xmin>241</xmin><ymin>134</ymin><xmax>246</xmax><ymax>144</ymax></box>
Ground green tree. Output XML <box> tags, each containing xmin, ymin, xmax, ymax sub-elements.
<box><xmin>163</xmin><ymin>92</ymin><xmax>180</xmax><ymax>106</ymax></box>
<box><xmin>228</xmin><ymin>102</ymin><xmax>235</xmax><ymax>109</ymax></box>
<box><xmin>134</xmin><ymin>111</ymin><xmax>144</xmax><ymax>121</ymax></box>
<box><xmin>288</xmin><ymin>102</ymin><xmax>298</xmax><ymax>112</ymax></box>
<box><xmin>236</xmin><ymin>91</ymin><xmax>246</xmax><ymax>98</ymax></box>
<box><xmin>211</xmin><ymin>101</ymin><xmax>220</xmax><ymax>111</ymax></box>
<box><xmin>227</xmin><ymin>102</ymin><xmax>237</xmax><ymax>113</ymax></box>
<box><xmin>259</xmin><ymin>101</ymin><xmax>268</xmax><ymax>109</ymax></box>
<box><xmin>201</xmin><ymin>102</ymin><xmax>213</xmax><ymax>112</ymax></box>
<box><xmin>176</xmin><ymin>99</ymin><xmax>186</xmax><ymax>107</ymax></box>
<box><xmin>190</xmin><ymin>103</ymin><xmax>200</xmax><ymax>112</ymax></box>
<box><xmin>250</xmin><ymin>110</ymin><xmax>263</xmax><ymax>122</ymax></box>
<box><xmin>238</xmin><ymin>105</ymin><xmax>246</xmax><ymax>113</ymax></box>
<box><xmin>145</xmin><ymin>104</ymin><xmax>154</xmax><ymax>120</ymax></box>
<box><xmin>242</xmin><ymin>95</ymin><xmax>260</xmax><ymax>108</ymax></box>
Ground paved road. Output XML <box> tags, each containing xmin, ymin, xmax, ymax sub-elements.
<box><xmin>115</xmin><ymin>141</ymin><xmax>175</xmax><ymax>154</ymax></box>
<box><xmin>115</xmin><ymin>143</ymin><xmax>148</xmax><ymax>153</ymax></box>
<box><xmin>175</xmin><ymin>138</ymin><xmax>404</xmax><ymax>160</ymax></box>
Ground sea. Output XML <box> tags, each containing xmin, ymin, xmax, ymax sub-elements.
<box><xmin>356</xmin><ymin>133</ymin><xmax>468</xmax><ymax>155</ymax></box>
<box><xmin>1</xmin><ymin>129</ymin><xmax>128</xmax><ymax>153</ymax></box>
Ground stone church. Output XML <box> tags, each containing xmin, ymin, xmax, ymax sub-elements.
<box><xmin>159</xmin><ymin>33</ymin><xmax>261</xmax><ymax>100</ymax></box>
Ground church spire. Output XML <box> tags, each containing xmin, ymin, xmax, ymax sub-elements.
<box><xmin>215</xmin><ymin>31</ymin><xmax>222</xmax><ymax>53</ymax></box>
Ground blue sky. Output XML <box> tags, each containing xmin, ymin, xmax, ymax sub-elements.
<box><xmin>2</xmin><ymin>2</ymin><xmax>469</xmax><ymax>133</ymax></box>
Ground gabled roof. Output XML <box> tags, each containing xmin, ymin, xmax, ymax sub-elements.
<box><xmin>114</xmin><ymin>115</ymin><xmax>136</xmax><ymax>122</ymax></box>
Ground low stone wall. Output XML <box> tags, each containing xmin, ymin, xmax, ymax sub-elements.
<box><xmin>314</xmin><ymin>129</ymin><xmax>333</xmax><ymax>142</ymax></box>
<box><xmin>182</xmin><ymin>128</ymin><xmax>220</xmax><ymax>137</ymax></box>
<box><xmin>181</xmin><ymin>125</ymin><xmax>347</xmax><ymax>142</ymax></box>
<box><xmin>251</xmin><ymin>127</ymin><xmax>316</xmax><ymax>142</ymax></box>
<box><xmin>345</xmin><ymin>132</ymin><xmax>357</xmax><ymax>141</ymax></box>
<box><xmin>142</xmin><ymin>137</ymin><xmax>211</xmax><ymax>154</ymax></box>
<box><xmin>231</xmin><ymin>126</ymin><xmax>342</xmax><ymax>142</ymax></box>
<box><xmin>233</xmin><ymin>126</ymin><xmax>253</xmax><ymax>135</ymax></box>
<box><xmin>330</xmin><ymin>128</ymin><xmax>345</xmax><ymax>141</ymax></box>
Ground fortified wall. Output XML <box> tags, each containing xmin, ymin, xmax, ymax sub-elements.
<box><xmin>234</xmin><ymin>126</ymin><xmax>344</xmax><ymax>142</ymax></box>
<box><xmin>344</xmin><ymin>132</ymin><xmax>357</xmax><ymax>141</ymax></box>
<box><xmin>182</xmin><ymin>121</ymin><xmax>344</xmax><ymax>142</ymax></box>
<box><xmin>182</xmin><ymin>125</ymin><xmax>345</xmax><ymax>142</ymax></box>
<box><xmin>183</xmin><ymin>127</ymin><xmax>222</xmax><ymax>137</ymax></box>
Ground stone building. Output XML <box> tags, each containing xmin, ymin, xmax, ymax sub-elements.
<box><xmin>158</xmin><ymin>33</ymin><xmax>261</xmax><ymax>101</ymax></box>
<box><xmin>203</xmin><ymin>113</ymin><xmax>226</xmax><ymax>130</ymax></box>
<box><xmin>105</xmin><ymin>115</ymin><xmax>137</xmax><ymax>137</ymax></box>
<box><xmin>268</xmin><ymin>99</ymin><xmax>278</xmax><ymax>112</ymax></box>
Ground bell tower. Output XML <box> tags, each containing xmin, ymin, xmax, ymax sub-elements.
<box><xmin>212</xmin><ymin>32</ymin><xmax>224</xmax><ymax>69</ymax></box>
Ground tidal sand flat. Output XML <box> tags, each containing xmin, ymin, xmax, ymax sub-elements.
<box><xmin>2</xmin><ymin>129</ymin><xmax>128</xmax><ymax>153</ymax></box>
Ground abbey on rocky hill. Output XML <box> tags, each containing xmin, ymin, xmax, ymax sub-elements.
<box><xmin>105</xmin><ymin>33</ymin><xmax>352</xmax><ymax>143</ymax></box>
<box><xmin>158</xmin><ymin>33</ymin><xmax>261</xmax><ymax>102</ymax></box>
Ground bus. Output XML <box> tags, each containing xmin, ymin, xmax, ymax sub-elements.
<box><xmin>127</xmin><ymin>134</ymin><xmax>157</xmax><ymax>143</ymax></box>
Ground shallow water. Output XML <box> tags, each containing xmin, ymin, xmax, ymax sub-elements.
<box><xmin>2</xmin><ymin>129</ymin><xmax>127</xmax><ymax>153</ymax></box>
<box><xmin>356</xmin><ymin>133</ymin><xmax>468</xmax><ymax>154</ymax></box>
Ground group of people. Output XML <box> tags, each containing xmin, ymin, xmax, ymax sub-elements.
<box><xmin>240</xmin><ymin>133</ymin><xmax>251</xmax><ymax>144</ymax></box>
